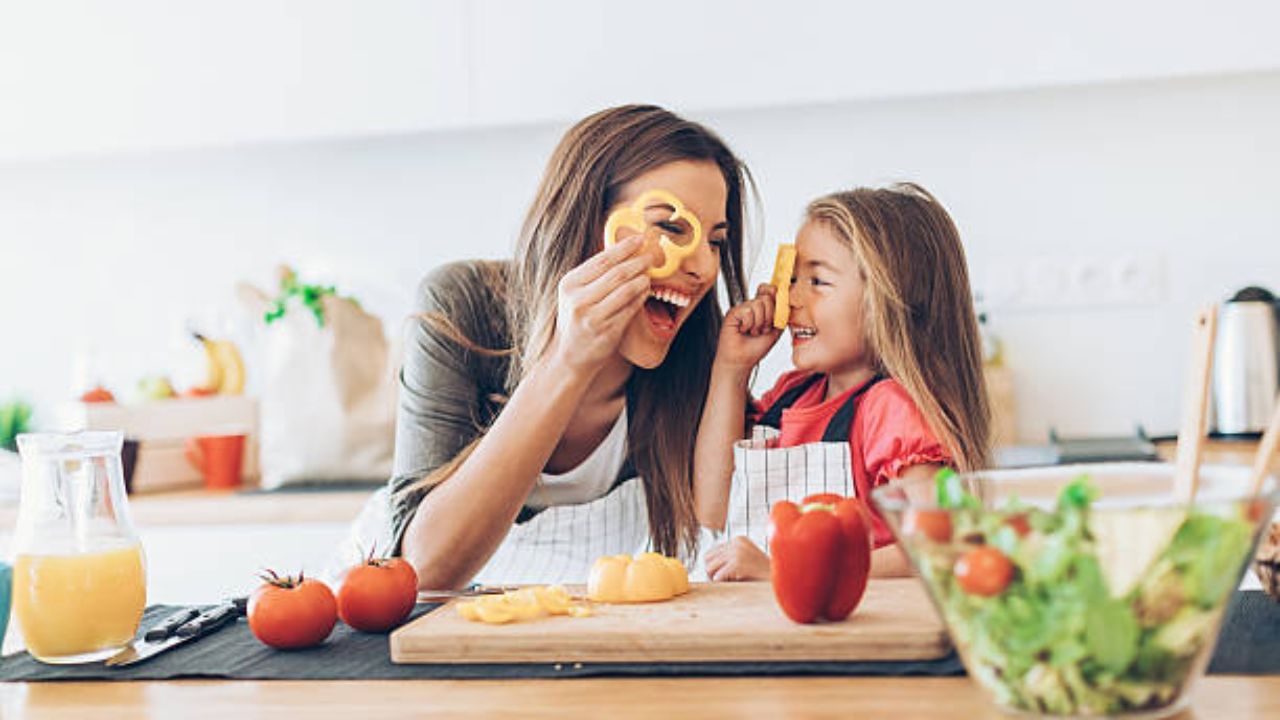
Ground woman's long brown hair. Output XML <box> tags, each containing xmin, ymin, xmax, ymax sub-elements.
<box><xmin>405</xmin><ymin>105</ymin><xmax>752</xmax><ymax>557</ymax></box>
<box><xmin>806</xmin><ymin>184</ymin><xmax>991</xmax><ymax>472</ymax></box>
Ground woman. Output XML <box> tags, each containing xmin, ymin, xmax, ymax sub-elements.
<box><xmin>389</xmin><ymin>105</ymin><xmax>752</xmax><ymax>589</ymax></box>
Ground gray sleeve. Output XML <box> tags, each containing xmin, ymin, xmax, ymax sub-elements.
<box><xmin>387</xmin><ymin>260</ymin><xmax>510</xmax><ymax>555</ymax></box>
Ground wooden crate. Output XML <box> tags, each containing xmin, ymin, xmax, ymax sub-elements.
<box><xmin>55</xmin><ymin>396</ymin><xmax>260</xmax><ymax>493</ymax></box>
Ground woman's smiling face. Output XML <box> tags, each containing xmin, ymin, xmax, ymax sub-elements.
<box><xmin>787</xmin><ymin>219</ymin><xmax>873</xmax><ymax>378</ymax></box>
<box><xmin>612</xmin><ymin>160</ymin><xmax>729</xmax><ymax>369</ymax></box>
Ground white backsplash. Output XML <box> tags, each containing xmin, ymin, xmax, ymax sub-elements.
<box><xmin>2</xmin><ymin>71</ymin><xmax>1279</xmax><ymax>443</ymax></box>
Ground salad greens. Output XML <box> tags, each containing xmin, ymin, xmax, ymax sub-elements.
<box><xmin>913</xmin><ymin>472</ymin><xmax>1258</xmax><ymax>716</ymax></box>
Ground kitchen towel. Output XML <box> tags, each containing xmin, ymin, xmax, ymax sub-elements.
<box><xmin>2</xmin><ymin>591</ymin><xmax>1276</xmax><ymax>681</ymax></box>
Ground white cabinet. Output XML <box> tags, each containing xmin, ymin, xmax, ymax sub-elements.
<box><xmin>3</xmin><ymin>0</ymin><xmax>1279</xmax><ymax>160</ymax></box>
<box><xmin>467</xmin><ymin>0</ymin><xmax>1280</xmax><ymax>127</ymax></box>
<box><xmin>0</xmin><ymin>0</ymin><xmax>470</xmax><ymax>159</ymax></box>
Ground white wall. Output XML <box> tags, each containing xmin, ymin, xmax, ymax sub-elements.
<box><xmin>3</xmin><ymin>70</ymin><xmax>1279</xmax><ymax>442</ymax></box>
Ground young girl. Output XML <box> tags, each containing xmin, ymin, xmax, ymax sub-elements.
<box><xmin>693</xmin><ymin>183</ymin><xmax>990</xmax><ymax>581</ymax></box>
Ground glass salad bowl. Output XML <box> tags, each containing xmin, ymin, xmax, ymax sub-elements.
<box><xmin>872</xmin><ymin>463</ymin><xmax>1277</xmax><ymax>718</ymax></box>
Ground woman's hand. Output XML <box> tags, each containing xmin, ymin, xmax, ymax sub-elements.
<box><xmin>551</xmin><ymin>234</ymin><xmax>652</xmax><ymax>376</ymax></box>
<box><xmin>705</xmin><ymin>536</ymin><xmax>772</xmax><ymax>581</ymax></box>
<box><xmin>715</xmin><ymin>283</ymin><xmax>783</xmax><ymax>371</ymax></box>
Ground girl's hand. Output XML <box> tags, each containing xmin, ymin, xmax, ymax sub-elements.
<box><xmin>715</xmin><ymin>283</ymin><xmax>783</xmax><ymax>371</ymax></box>
<box><xmin>705</xmin><ymin>536</ymin><xmax>772</xmax><ymax>581</ymax></box>
<box><xmin>551</xmin><ymin>234</ymin><xmax>652</xmax><ymax>376</ymax></box>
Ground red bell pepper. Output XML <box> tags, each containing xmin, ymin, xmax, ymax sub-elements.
<box><xmin>768</xmin><ymin>493</ymin><xmax>873</xmax><ymax>624</ymax></box>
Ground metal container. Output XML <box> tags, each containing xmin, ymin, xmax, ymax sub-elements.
<box><xmin>1212</xmin><ymin>286</ymin><xmax>1280</xmax><ymax>436</ymax></box>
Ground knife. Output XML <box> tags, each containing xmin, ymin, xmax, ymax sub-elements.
<box><xmin>106</xmin><ymin>599</ymin><xmax>245</xmax><ymax>667</ymax></box>
<box><xmin>416</xmin><ymin>584</ymin><xmax>521</xmax><ymax>603</ymax></box>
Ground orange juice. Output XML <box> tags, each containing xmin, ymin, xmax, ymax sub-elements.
<box><xmin>13</xmin><ymin>542</ymin><xmax>146</xmax><ymax>661</ymax></box>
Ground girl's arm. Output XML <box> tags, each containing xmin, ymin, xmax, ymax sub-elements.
<box><xmin>693</xmin><ymin>284</ymin><xmax>782</xmax><ymax>529</ymax></box>
<box><xmin>402</xmin><ymin>237</ymin><xmax>652</xmax><ymax>589</ymax></box>
<box><xmin>693</xmin><ymin>363</ymin><xmax>752</xmax><ymax>529</ymax></box>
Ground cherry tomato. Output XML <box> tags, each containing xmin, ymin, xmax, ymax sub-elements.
<box><xmin>904</xmin><ymin>509</ymin><xmax>953</xmax><ymax>543</ymax></box>
<box><xmin>248</xmin><ymin>571</ymin><xmax>337</xmax><ymax>649</ymax></box>
<box><xmin>337</xmin><ymin>557</ymin><xmax>419</xmax><ymax>632</ymax></box>
<box><xmin>1005</xmin><ymin>513</ymin><xmax>1031</xmax><ymax>537</ymax></box>
<box><xmin>954</xmin><ymin>546</ymin><xmax>1014</xmax><ymax>597</ymax></box>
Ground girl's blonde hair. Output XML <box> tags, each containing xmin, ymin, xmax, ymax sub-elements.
<box><xmin>405</xmin><ymin>105</ymin><xmax>753</xmax><ymax>557</ymax></box>
<box><xmin>805</xmin><ymin>183</ymin><xmax>991</xmax><ymax>472</ymax></box>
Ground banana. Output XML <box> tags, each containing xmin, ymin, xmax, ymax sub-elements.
<box><xmin>212</xmin><ymin>339</ymin><xmax>245</xmax><ymax>395</ymax></box>
<box><xmin>193</xmin><ymin>333</ymin><xmax>224</xmax><ymax>392</ymax></box>
<box><xmin>192</xmin><ymin>332</ymin><xmax>245</xmax><ymax>395</ymax></box>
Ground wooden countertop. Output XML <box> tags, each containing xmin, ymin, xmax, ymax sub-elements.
<box><xmin>3</xmin><ymin>676</ymin><xmax>1277</xmax><ymax>718</ymax></box>
<box><xmin>1154</xmin><ymin>437</ymin><xmax>1264</xmax><ymax>467</ymax></box>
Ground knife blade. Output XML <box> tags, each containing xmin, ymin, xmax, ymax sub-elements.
<box><xmin>416</xmin><ymin>584</ymin><xmax>521</xmax><ymax>603</ymax></box>
<box><xmin>106</xmin><ymin>601</ymin><xmax>242</xmax><ymax>667</ymax></box>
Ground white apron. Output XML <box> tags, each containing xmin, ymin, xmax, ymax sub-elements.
<box><xmin>332</xmin><ymin>476</ymin><xmax>650</xmax><ymax>586</ymax></box>
<box><xmin>472</xmin><ymin>476</ymin><xmax>650</xmax><ymax>585</ymax></box>
<box><xmin>713</xmin><ymin>375</ymin><xmax>885</xmax><ymax>554</ymax></box>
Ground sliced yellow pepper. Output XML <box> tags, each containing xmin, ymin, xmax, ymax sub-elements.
<box><xmin>456</xmin><ymin>585</ymin><xmax>589</xmax><ymax>625</ymax></box>
<box><xmin>587</xmin><ymin>552</ymin><xmax>690</xmax><ymax>604</ymax></box>
<box><xmin>603</xmin><ymin>189</ymin><xmax>704</xmax><ymax>279</ymax></box>
<box><xmin>770</xmin><ymin>244</ymin><xmax>796</xmax><ymax>329</ymax></box>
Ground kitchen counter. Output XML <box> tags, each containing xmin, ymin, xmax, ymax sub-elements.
<box><xmin>3</xmin><ymin>676</ymin><xmax>1277</xmax><ymax>718</ymax></box>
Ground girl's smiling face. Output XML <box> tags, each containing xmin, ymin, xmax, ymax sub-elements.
<box><xmin>788</xmin><ymin>220</ymin><xmax>875</xmax><ymax>382</ymax></box>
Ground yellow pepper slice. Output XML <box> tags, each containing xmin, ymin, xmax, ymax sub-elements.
<box><xmin>472</xmin><ymin>597</ymin><xmax>517</xmax><ymax>624</ymax></box>
<box><xmin>770</xmin><ymin>244</ymin><xmax>796</xmax><ymax>329</ymax></box>
<box><xmin>603</xmin><ymin>189</ymin><xmax>704</xmax><ymax>279</ymax></box>
<box><xmin>456</xmin><ymin>585</ymin><xmax>588</xmax><ymax>624</ymax></box>
<box><xmin>532</xmin><ymin>585</ymin><xmax>572</xmax><ymax>615</ymax></box>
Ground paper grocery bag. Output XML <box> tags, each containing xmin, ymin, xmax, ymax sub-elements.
<box><xmin>241</xmin><ymin>282</ymin><xmax>397</xmax><ymax>489</ymax></box>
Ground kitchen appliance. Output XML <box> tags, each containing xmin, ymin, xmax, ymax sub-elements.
<box><xmin>1212</xmin><ymin>286</ymin><xmax>1280</xmax><ymax>437</ymax></box>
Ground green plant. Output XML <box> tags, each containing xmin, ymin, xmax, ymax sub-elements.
<box><xmin>0</xmin><ymin>399</ymin><xmax>33</xmax><ymax>451</ymax></box>
<box><xmin>263</xmin><ymin>268</ymin><xmax>358</xmax><ymax>328</ymax></box>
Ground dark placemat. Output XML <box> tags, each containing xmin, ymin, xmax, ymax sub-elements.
<box><xmin>3</xmin><ymin>591</ymin><xmax>1276</xmax><ymax>682</ymax></box>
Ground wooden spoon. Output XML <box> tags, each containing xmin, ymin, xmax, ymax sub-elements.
<box><xmin>1248</xmin><ymin>397</ymin><xmax>1280</xmax><ymax>497</ymax></box>
<box><xmin>1095</xmin><ymin>305</ymin><xmax>1217</xmax><ymax>597</ymax></box>
<box><xmin>1173</xmin><ymin>305</ymin><xmax>1218</xmax><ymax>503</ymax></box>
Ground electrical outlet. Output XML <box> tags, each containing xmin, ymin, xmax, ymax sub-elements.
<box><xmin>977</xmin><ymin>253</ymin><xmax>1166</xmax><ymax>311</ymax></box>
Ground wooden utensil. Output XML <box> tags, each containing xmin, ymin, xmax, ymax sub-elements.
<box><xmin>1173</xmin><ymin>305</ymin><xmax>1218</xmax><ymax>503</ymax></box>
<box><xmin>1248</xmin><ymin>396</ymin><xmax>1280</xmax><ymax>497</ymax></box>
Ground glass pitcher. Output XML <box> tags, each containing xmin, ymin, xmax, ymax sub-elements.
<box><xmin>11</xmin><ymin>431</ymin><xmax>147</xmax><ymax>664</ymax></box>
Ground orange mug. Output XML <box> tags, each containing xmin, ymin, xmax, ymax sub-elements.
<box><xmin>185</xmin><ymin>433</ymin><xmax>246</xmax><ymax>490</ymax></box>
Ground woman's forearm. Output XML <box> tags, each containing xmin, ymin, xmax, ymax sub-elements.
<box><xmin>402</xmin><ymin>357</ymin><xmax>594</xmax><ymax>589</ymax></box>
<box><xmin>693</xmin><ymin>363</ymin><xmax>752</xmax><ymax>530</ymax></box>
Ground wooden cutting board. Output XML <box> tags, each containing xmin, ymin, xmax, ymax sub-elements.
<box><xmin>391</xmin><ymin>578</ymin><xmax>950</xmax><ymax>664</ymax></box>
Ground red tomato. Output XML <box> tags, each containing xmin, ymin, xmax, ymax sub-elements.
<box><xmin>955</xmin><ymin>546</ymin><xmax>1014</xmax><ymax>597</ymax></box>
<box><xmin>248</xmin><ymin>571</ymin><xmax>337</xmax><ymax>649</ymax></box>
<box><xmin>337</xmin><ymin>557</ymin><xmax>419</xmax><ymax>632</ymax></box>
<box><xmin>904</xmin><ymin>509</ymin><xmax>953</xmax><ymax>543</ymax></box>
<box><xmin>80</xmin><ymin>387</ymin><xmax>115</xmax><ymax>403</ymax></box>
<box><xmin>1005</xmin><ymin>513</ymin><xmax>1031</xmax><ymax>537</ymax></box>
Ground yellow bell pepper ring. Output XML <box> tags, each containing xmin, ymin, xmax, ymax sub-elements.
<box><xmin>587</xmin><ymin>552</ymin><xmax>690</xmax><ymax>603</ymax></box>
<box><xmin>455</xmin><ymin>585</ymin><xmax>590</xmax><ymax>624</ymax></box>
<box><xmin>770</xmin><ymin>244</ymin><xmax>796</xmax><ymax>330</ymax></box>
<box><xmin>603</xmin><ymin>189</ymin><xmax>705</xmax><ymax>279</ymax></box>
